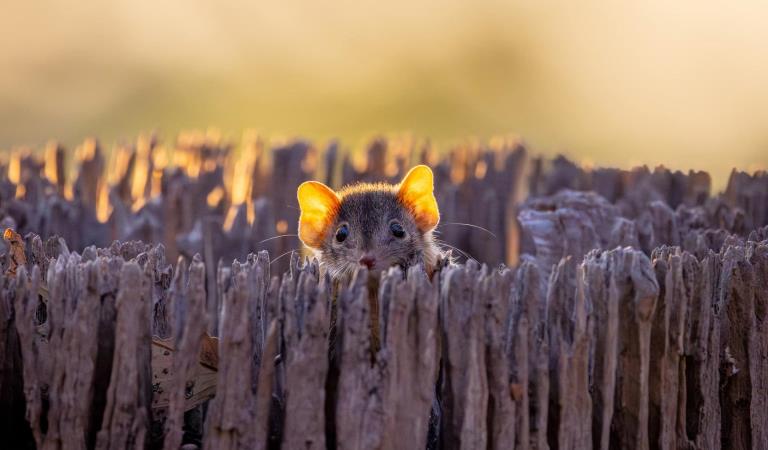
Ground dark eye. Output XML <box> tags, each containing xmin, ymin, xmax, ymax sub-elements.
<box><xmin>390</xmin><ymin>222</ymin><xmax>405</xmax><ymax>238</ymax></box>
<box><xmin>335</xmin><ymin>224</ymin><xmax>349</xmax><ymax>242</ymax></box>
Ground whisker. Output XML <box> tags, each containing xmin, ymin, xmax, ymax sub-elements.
<box><xmin>270</xmin><ymin>249</ymin><xmax>296</xmax><ymax>266</ymax></box>
<box><xmin>438</xmin><ymin>243</ymin><xmax>474</xmax><ymax>263</ymax></box>
<box><xmin>435</xmin><ymin>239</ymin><xmax>478</xmax><ymax>263</ymax></box>
<box><xmin>439</xmin><ymin>222</ymin><xmax>498</xmax><ymax>240</ymax></box>
<box><xmin>257</xmin><ymin>234</ymin><xmax>299</xmax><ymax>244</ymax></box>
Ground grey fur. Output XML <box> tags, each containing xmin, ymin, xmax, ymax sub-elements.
<box><xmin>310</xmin><ymin>187</ymin><xmax>440</xmax><ymax>281</ymax></box>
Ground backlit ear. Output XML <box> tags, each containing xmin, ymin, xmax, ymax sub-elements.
<box><xmin>397</xmin><ymin>165</ymin><xmax>439</xmax><ymax>232</ymax></box>
<box><xmin>297</xmin><ymin>181</ymin><xmax>341</xmax><ymax>248</ymax></box>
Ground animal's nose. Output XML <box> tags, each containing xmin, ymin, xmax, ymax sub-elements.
<box><xmin>358</xmin><ymin>254</ymin><xmax>376</xmax><ymax>269</ymax></box>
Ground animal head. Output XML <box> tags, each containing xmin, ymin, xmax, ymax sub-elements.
<box><xmin>297</xmin><ymin>165</ymin><xmax>440</xmax><ymax>279</ymax></box>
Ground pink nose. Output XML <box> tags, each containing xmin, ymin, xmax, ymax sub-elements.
<box><xmin>358</xmin><ymin>254</ymin><xmax>376</xmax><ymax>269</ymax></box>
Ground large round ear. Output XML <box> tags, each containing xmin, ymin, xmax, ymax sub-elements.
<box><xmin>297</xmin><ymin>181</ymin><xmax>341</xmax><ymax>248</ymax></box>
<box><xmin>397</xmin><ymin>165</ymin><xmax>439</xmax><ymax>232</ymax></box>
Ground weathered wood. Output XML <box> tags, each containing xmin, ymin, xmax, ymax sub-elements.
<box><xmin>253</xmin><ymin>320</ymin><xmax>279</xmax><ymax>450</ymax></box>
<box><xmin>607</xmin><ymin>248</ymin><xmax>659</xmax><ymax>450</ymax></box>
<box><xmin>519</xmin><ymin>191</ymin><xmax>618</xmax><ymax>279</ymax></box>
<box><xmin>747</xmin><ymin>240</ymin><xmax>768</xmax><ymax>449</ymax></box>
<box><xmin>648</xmin><ymin>247</ymin><xmax>690</xmax><ymax>450</ymax></box>
<box><xmin>508</xmin><ymin>261</ymin><xmax>540</xmax><ymax>450</ymax></box>
<box><xmin>482</xmin><ymin>267</ymin><xmax>516</xmax><ymax>450</ymax></box>
<box><xmin>162</xmin><ymin>257</ymin><xmax>207</xmax><ymax>450</ymax></box>
<box><xmin>335</xmin><ymin>268</ymin><xmax>387</xmax><ymax>449</ymax></box>
<box><xmin>13</xmin><ymin>265</ymin><xmax>46</xmax><ymax>448</ymax></box>
<box><xmin>381</xmin><ymin>266</ymin><xmax>439</xmax><ymax>450</ymax></box>
<box><xmin>686</xmin><ymin>253</ymin><xmax>722</xmax><ymax>449</ymax></box>
<box><xmin>282</xmin><ymin>269</ymin><xmax>329</xmax><ymax>450</ymax></box>
<box><xmin>203</xmin><ymin>264</ymin><xmax>258</xmax><ymax>450</ymax></box>
<box><xmin>583</xmin><ymin>250</ymin><xmax>619</xmax><ymax>450</ymax></box>
<box><xmin>3</xmin><ymin>136</ymin><xmax>768</xmax><ymax>286</ymax></box>
<box><xmin>724</xmin><ymin>170</ymin><xmax>768</xmax><ymax>233</ymax></box>
<box><xmin>441</xmin><ymin>262</ymin><xmax>489</xmax><ymax>450</ymax></box>
<box><xmin>2</xmin><ymin>136</ymin><xmax>768</xmax><ymax>450</ymax></box>
<box><xmin>95</xmin><ymin>261</ymin><xmax>152</xmax><ymax>450</ymax></box>
<box><xmin>547</xmin><ymin>260</ymin><xmax>592</xmax><ymax>450</ymax></box>
<box><xmin>88</xmin><ymin>257</ymin><xmax>120</xmax><ymax>450</ymax></box>
<box><xmin>520</xmin><ymin>257</ymin><xmax>549</xmax><ymax>450</ymax></box>
<box><xmin>42</xmin><ymin>256</ymin><xmax>103</xmax><ymax>450</ymax></box>
<box><xmin>718</xmin><ymin>245</ymin><xmax>756</xmax><ymax>450</ymax></box>
<box><xmin>1</xmin><ymin>229</ymin><xmax>767</xmax><ymax>450</ymax></box>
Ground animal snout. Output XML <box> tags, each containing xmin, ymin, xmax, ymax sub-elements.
<box><xmin>358</xmin><ymin>254</ymin><xmax>376</xmax><ymax>269</ymax></box>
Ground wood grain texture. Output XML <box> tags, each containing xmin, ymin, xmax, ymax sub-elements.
<box><xmin>0</xmin><ymin>225</ymin><xmax>766</xmax><ymax>450</ymax></box>
<box><xmin>1</xmin><ymin>138</ymin><xmax>767</xmax><ymax>449</ymax></box>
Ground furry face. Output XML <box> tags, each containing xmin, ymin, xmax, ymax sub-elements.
<box><xmin>297</xmin><ymin>165</ymin><xmax>441</xmax><ymax>280</ymax></box>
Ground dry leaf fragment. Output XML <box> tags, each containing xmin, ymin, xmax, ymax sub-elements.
<box><xmin>3</xmin><ymin>228</ymin><xmax>26</xmax><ymax>276</ymax></box>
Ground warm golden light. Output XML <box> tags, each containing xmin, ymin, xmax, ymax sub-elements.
<box><xmin>150</xmin><ymin>169</ymin><xmax>163</xmax><ymax>198</ymax></box>
<box><xmin>222</xmin><ymin>145</ymin><xmax>258</xmax><ymax>230</ymax></box>
<box><xmin>109</xmin><ymin>146</ymin><xmax>133</xmax><ymax>185</ymax></box>
<box><xmin>222</xmin><ymin>206</ymin><xmax>238</xmax><ymax>231</ymax></box>
<box><xmin>63</xmin><ymin>183</ymin><xmax>74</xmax><ymax>201</ymax></box>
<box><xmin>77</xmin><ymin>138</ymin><xmax>97</xmax><ymax>162</ymax></box>
<box><xmin>96</xmin><ymin>182</ymin><xmax>112</xmax><ymax>223</ymax></box>
<box><xmin>131</xmin><ymin>196</ymin><xmax>147</xmax><ymax>213</ymax></box>
<box><xmin>230</xmin><ymin>142</ymin><xmax>258</xmax><ymax>206</ymax></box>
<box><xmin>174</xmin><ymin>142</ymin><xmax>203</xmax><ymax>179</ymax></box>
<box><xmin>130</xmin><ymin>135</ymin><xmax>152</xmax><ymax>203</ymax></box>
<box><xmin>8</xmin><ymin>152</ymin><xmax>21</xmax><ymax>185</ymax></box>
<box><xmin>474</xmin><ymin>160</ymin><xmax>488</xmax><ymax>179</ymax></box>
<box><xmin>153</xmin><ymin>148</ymin><xmax>169</xmax><ymax>171</ymax></box>
<box><xmin>207</xmin><ymin>186</ymin><xmax>225</xmax><ymax>207</ymax></box>
<box><xmin>2</xmin><ymin>2</ymin><xmax>767</xmax><ymax>188</ymax></box>
<box><xmin>44</xmin><ymin>141</ymin><xmax>59</xmax><ymax>185</ymax></box>
<box><xmin>450</xmin><ymin>150</ymin><xmax>468</xmax><ymax>184</ymax></box>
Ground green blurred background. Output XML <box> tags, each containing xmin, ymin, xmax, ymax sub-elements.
<box><xmin>2</xmin><ymin>1</ymin><xmax>767</xmax><ymax>189</ymax></box>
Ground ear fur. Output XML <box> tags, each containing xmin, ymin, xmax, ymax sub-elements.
<box><xmin>397</xmin><ymin>165</ymin><xmax>440</xmax><ymax>232</ymax></box>
<box><xmin>297</xmin><ymin>181</ymin><xmax>341</xmax><ymax>248</ymax></box>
